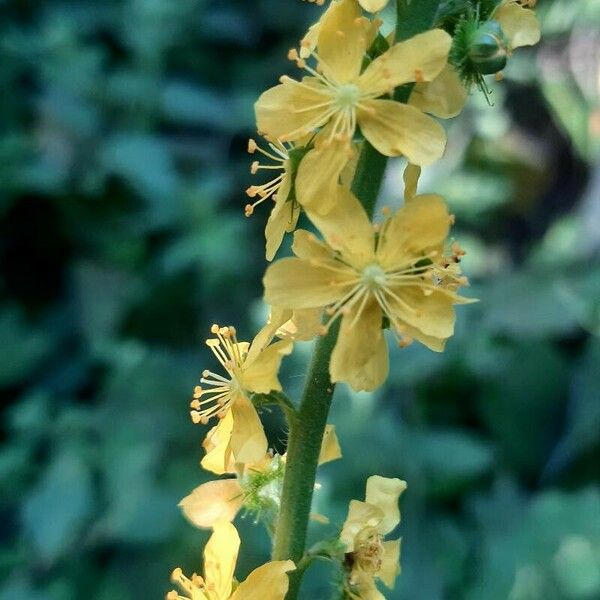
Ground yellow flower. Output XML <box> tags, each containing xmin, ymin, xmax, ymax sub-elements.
<box><xmin>263</xmin><ymin>186</ymin><xmax>474</xmax><ymax>391</ymax></box>
<box><xmin>303</xmin><ymin>0</ymin><xmax>389</xmax><ymax>14</ymax></box>
<box><xmin>255</xmin><ymin>0</ymin><xmax>451</xmax><ymax>167</ymax></box>
<box><xmin>180</xmin><ymin>426</ymin><xmax>342</xmax><ymax>529</ymax></box>
<box><xmin>166</xmin><ymin>521</ymin><xmax>295</xmax><ymax>600</ymax></box>
<box><xmin>244</xmin><ymin>138</ymin><xmax>301</xmax><ymax>261</ymax></box>
<box><xmin>340</xmin><ymin>476</ymin><xmax>407</xmax><ymax>599</ymax></box>
<box><xmin>409</xmin><ymin>65</ymin><xmax>468</xmax><ymax>119</ymax></box>
<box><xmin>494</xmin><ymin>0</ymin><xmax>540</xmax><ymax>51</ymax></box>
<box><xmin>190</xmin><ymin>324</ymin><xmax>292</xmax><ymax>465</ymax></box>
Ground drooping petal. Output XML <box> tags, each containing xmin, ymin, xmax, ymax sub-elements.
<box><xmin>264</xmin><ymin>257</ymin><xmax>353</xmax><ymax>309</ymax></box>
<box><xmin>384</xmin><ymin>285</ymin><xmax>456</xmax><ymax>340</ymax></box>
<box><xmin>317</xmin><ymin>0</ymin><xmax>370</xmax><ymax>83</ymax></box>
<box><xmin>376</xmin><ymin>194</ymin><xmax>451</xmax><ymax>268</ymax></box>
<box><xmin>409</xmin><ymin>65</ymin><xmax>467</xmax><ymax>118</ymax></box>
<box><xmin>359</xmin><ymin>0</ymin><xmax>389</xmax><ymax>12</ymax></box>
<box><xmin>340</xmin><ymin>499</ymin><xmax>384</xmax><ymax>552</ymax></box>
<box><xmin>379</xmin><ymin>539</ymin><xmax>402</xmax><ymax>588</ymax></box>
<box><xmin>243</xmin><ymin>339</ymin><xmax>293</xmax><ymax>393</ymax></box>
<box><xmin>318</xmin><ymin>424</ymin><xmax>342</xmax><ymax>465</ymax></box>
<box><xmin>359</xmin><ymin>29</ymin><xmax>451</xmax><ymax>96</ymax></box>
<box><xmin>295</xmin><ymin>142</ymin><xmax>354</xmax><ymax>215</ymax></box>
<box><xmin>358</xmin><ymin>99</ymin><xmax>446</xmax><ymax>165</ymax></box>
<box><xmin>403</xmin><ymin>163</ymin><xmax>421</xmax><ymax>202</ymax></box>
<box><xmin>201</xmin><ymin>412</ymin><xmax>236</xmax><ymax>475</ymax></box>
<box><xmin>494</xmin><ymin>3</ymin><xmax>541</xmax><ymax>49</ymax></box>
<box><xmin>255</xmin><ymin>78</ymin><xmax>333</xmax><ymax>142</ymax></box>
<box><xmin>230</xmin><ymin>560</ymin><xmax>295</xmax><ymax>600</ymax></box>
<box><xmin>265</xmin><ymin>177</ymin><xmax>299</xmax><ymax>262</ymax></box>
<box><xmin>305</xmin><ymin>185</ymin><xmax>376</xmax><ymax>269</ymax></box>
<box><xmin>330</xmin><ymin>298</ymin><xmax>388</xmax><ymax>392</ymax></box>
<box><xmin>365</xmin><ymin>475</ymin><xmax>407</xmax><ymax>535</ymax></box>
<box><xmin>179</xmin><ymin>479</ymin><xmax>244</xmax><ymax>529</ymax></box>
<box><xmin>203</xmin><ymin>520</ymin><xmax>240</xmax><ymax>600</ymax></box>
<box><xmin>230</xmin><ymin>393</ymin><xmax>268</xmax><ymax>465</ymax></box>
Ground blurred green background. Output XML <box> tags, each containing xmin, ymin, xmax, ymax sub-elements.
<box><xmin>1</xmin><ymin>0</ymin><xmax>599</xmax><ymax>598</ymax></box>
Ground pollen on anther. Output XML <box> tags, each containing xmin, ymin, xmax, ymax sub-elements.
<box><xmin>193</xmin><ymin>385</ymin><xmax>202</xmax><ymax>397</ymax></box>
<box><xmin>244</xmin><ymin>204</ymin><xmax>254</xmax><ymax>217</ymax></box>
<box><xmin>247</xmin><ymin>138</ymin><xmax>257</xmax><ymax>153</ymax></box>
<box><xmin>190</xmin><ymin>411</ymin><xmax>202</xmax><ymax>424</ymax></box>
<box><xmin>210</xmin><ymin>324</ymin><xmax>220</xmax><ymax>334</ymax></box>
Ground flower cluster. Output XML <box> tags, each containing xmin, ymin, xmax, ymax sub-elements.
<box><xmin>166</xmin><ymin>1</ymin><xmax>540</xmax><ymax>598</ymax></box>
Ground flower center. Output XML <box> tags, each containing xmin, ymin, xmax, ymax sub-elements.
<box><xmin>361</xmin><ymin>263</ymin><xmax>387</xmax><ymax>291</ymax></box>
<box><xmin>336</xmin><ymin>83</ymin><xmax>360</xmax><ymax>110</ymax></box>
<box><xmin>354</xmin><ymin>527</ymin><xmax>385</xmax><ymax>576</ymax></box>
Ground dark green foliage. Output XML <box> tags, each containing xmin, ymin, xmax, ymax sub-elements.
<box><xmin>1</xmin><ymin>1</ymin><xmax>599</xmax><ymax>599</ymax></box>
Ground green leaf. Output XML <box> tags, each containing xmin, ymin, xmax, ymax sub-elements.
<box><xmin>21</xmin><ymin>452</ymin><xmax>94</xmax><ymax>563</ymax></box>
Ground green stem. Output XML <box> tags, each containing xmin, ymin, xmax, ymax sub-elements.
<box><xmin>272</xmin><ymin>2</ymin><xmax>443</xmax><ymax>597</ymax></box>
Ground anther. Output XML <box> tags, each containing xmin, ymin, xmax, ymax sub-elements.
<box><xmin>190</xmin><ymin>399</ymin><xmax>201</xmax><ymax>409</ymax></box>
<box><xmin>244</xmin><ymin>204</ymin><xmax>254</xmax><ymax>217</ymax></box>
<box><xmin>247</xmin><ymin>139</ymin><xmax>257</xmax><ymax>153</ymax></box>
<box><xmin>211</xmin><ymin>324</ymin><xmax>220</xmax><ymax>334</ymax></box>
<box><xmin>190</xmin><ymin>411</ymin><xmax>202</xmax><ymax>424</ymax></box>
<box><xmin>495</xmin><ymin>71</ymin><xmax>504</xmax><ymax>81</ymax></box>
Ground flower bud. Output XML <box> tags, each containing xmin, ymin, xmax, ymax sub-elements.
<box><xmin>467</xmin><ymin>21</ymin><xmax>510</xmax><ymax>75</ymax></box>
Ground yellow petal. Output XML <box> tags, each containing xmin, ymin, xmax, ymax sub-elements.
<box><xmin>409</xmin><ymin>65</ymin><xmax>467</xmax><ymax>119</ymax></box>
<box><xmin>265</xmin><ymin>179</ymin><xmax>299</xmax><ymax>262</ymax></box>
<box><xmin>379</xmin><ymin>539</ymin><xmax>402</xmax><ymax>588</ymax></box>
<box><xmin>317</xmin><ymin>0</ymin><xmax>370</xmax><ymax>83</ymax></box>
<box><xmin>376</xmin><ymin>193</ymin><xmax>450</xmax><ymax>268</ymax></box>
<box><xmin>201</xmin><ymin>412</ymin><xmax>236</xmax><ymax>475</ymax></box>
<box><xmin>365</xmin><ymin>475</ymin><xmax>407</xmax><ymax>535</ymax></box>
<box><xmin>353</xmin><ymin>574</ymin><xmax>386</xmax><ymax>600</ymax></box>
<box><xmin>403</xmin><ymin>163</ymin><xmax>421</xmax><ymax>202</ymax></box>
<box><xmin>395</xmin><ymin>320</ymin><xmax>447</xmax><ymax>352</ymax></box>
<box><xmin>255</xmin><ymin>78</ymin><xmax>332</xmax><ymax>142</ymax></box>
<box><xmin>359</xmin><ymin>0</ymin><xmax>389</xmax><ymax>11</ymax></box>
<box><xmin>330</xmin><ymin>297</ymin><xmax>389</xmax><ymax>392</ymax></box>
<box><xmin>291</xmin><ymin>229</ymin><xmax>334</xmax><ymax>261</ymax></box>
<box><xmin>318</xmin><ymin>424</ymin><xmax>342</xmax><ymax>465</ymax></box>
<box><xmin>276</xmin><ymin>307</ymin><xmax>323</xmax><ymax>341</ymax></box>
<box><xmin>230</xmin><ymin>560</ymin><xmax>295</xmax><ymax>600</ymax></box>
<box><xmin>230</xmin><ymin>393</ymin><xmax>268</xmax><ymax>465</ymax></box>
<box><xmin>304</xmin><ymin>185</ymin><xmax>375</xmax><ymax>269</ymax></box>
<box><xmin>243</xmin><ymin>339</ymin><xmax>293</xmax><ymax>394</ymax></box>
<box><xmin>340</xmin><ymin>500</ymin><xmax>384</xmax><ymax>551</ymax></box>
<box><xmin>385</xmin><ymin>286</ymin><xmax>456</xmax><ymax>339</ymax></box>
<box><xmin>264</xmin><ymin>257</ymin><xmax>352</xmax><ymax>309</ymax></box>
<box><xmin>495</xmin><ymin>3</ymin><xmax>541</xmax><ymax>49</ymax></box>
<box><xmin>179</xmin><ymin>479</ymin><xmax>244</xmax><ymax>529</ymax></box>
<box><xmin>203</xmin><ymin>520</ymin><xmax>240</xmax><ymax>599</ymax></box>
<box><xmin>358</xmin><ymin>99</ymin><xmax>446</xmax><ymax>164</ymax></box>
<box><xmin>295</xmin><ymin>143</ymin><xmax>353</xmax><ymax>215</ymax></box>
<box><xmin>359</xmin><ymin>29</ymin><xmax>451</xmax><ymax>96</ymax></box>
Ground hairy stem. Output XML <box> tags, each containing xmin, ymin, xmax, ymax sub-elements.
<box><xmin>272</xmin><ymin>2</ymin><xmax>443</xmax><ymax>597</ymax></box>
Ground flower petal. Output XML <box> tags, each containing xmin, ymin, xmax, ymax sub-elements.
<box><xmin>379</xmin><ymin>539</ymin><xmax>402</xmax><ymax>588</ymax></box>
<box><xmin>255</xmin><ymin>78</ymin><xmax>332</xmax><ymax>142</ymax></box>
<box><xmin>403</xmin><ymin>163</ymin><xmax>421</xmax><ymax>202</ymax></box>
<box><xmin>296</xmin><ymin>142</ymin><xmax>353</xmax><ymax>215</ymax></box>
<box><xmin>409</xmin><ymin>65</ymin><xmax>467</xmax><ymax>119</ymax></box>
<box><xmin>291</xmin><ymin>229</ymin><xmax>333</xmax><ymax>261</ymax></box>
<box><xmin>201</xmin><ymin>412</ymin><xmax>236</xmax><ymax>475</ymax></box>
<box><xmin>365</xmin><ymin>475</ymin><xmax>407</xmax><ymax>535</ymax></box>
<box><xmin>395</xmin><ymin>320</ymin><xmax>447</xmax><ymax>352</ymax></box>
<box><xmin>305</xmin><ymin>185</ymin><xmax>376</xmax><ymax>269</ymax></box>
<box><xmin>317</xmin><ymin>0</ymin><xmax>370</xmax><ymax>83</ymax></box>
<box><xmin>230</xmin><ymin>560</ymin><xmax>295</xmax><ymax>600</ymax></box>
<box><xmin>203</xmin><ymin>520</ymin><xmax>240</xmax><ymax>599</ymax></box>
<box><xmin>265</xmin><ymin>180</ymin><xmax>299</xmax><ymax>262</ymax></box>
<box><xmin>243</xmin><ymin>339</ymin><xmax>293</xmax><ymax>394</ymax></box>
<box><xmin>330</xmin><ymin>297</ymin><xmax>388</xmax><ymax>392</ymax></box>
<box><xmin>385</xmin><ymin>285</ymin><xmax>456</xmax><ymax>339</ymax></box>
<box><xmin>359</xmin><ymin>0</ymin><xmax>389</xmax><ymax>12</ymax></box>
<box><xmin>359</xmin><ymin>29</ymin><xmax>451</xmax><ymax>96</ymax></box>
<box><xmin>264</xmin><ymin>257</ymin><xmax>352</xmax><ymax>309</ymax></box>
<box><xmin>358</xmin><ymin>99</ymin><xmax>446</xmax><ymax>164</ymax></box>
<box><xmin>230</xmin><ymin>393</ymin><xmax>268</xmax><ymax>465</ymax></box>
<box><xmin>340</xmin><ymin>500</ymin><xmax>384</xmax><ymax>552</ymax></box>
<box><xmin>495</xmin><ymin>3</ymin><xmax>541</xmax><ymax>49</ymax></box>
<box><xmin>179</xmin><ymin>479</ymin><xmax>244</xmax><ymax>529</ymax></box>
<box><xmin>376</xmin><ymin>194</ymin><xmax>451</xmax><ymax>268</ymax></box>
<box><xmin>276</xmin><ymin>307</ymin><xmax>323</xmax><ymax>341</ymax></box>
<box><xmin>318</xmin><ymin>424</ymin><xmax>342</xmax><ymax>465</ymax></box>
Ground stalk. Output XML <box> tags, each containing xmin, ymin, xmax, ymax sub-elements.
<box><xmin>272</xmin><ymin>2</ymin><xmax>443</xmax><ymax>597</ymax></box>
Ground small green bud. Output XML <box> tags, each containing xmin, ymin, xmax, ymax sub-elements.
<box><xmin>467</xmin><ymin>21</ymin><xmax>510</xmax><ymax>75</ymax></box>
